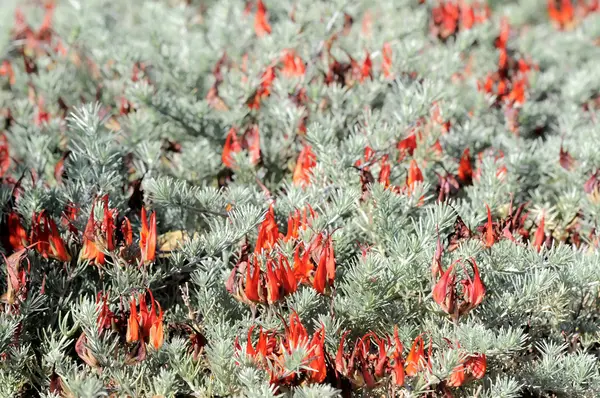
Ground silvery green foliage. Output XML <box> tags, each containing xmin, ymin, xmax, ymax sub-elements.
<box><xmin>0</xmin><ymin>0</ymin><xmax>599</xmax><ymax>396</ymax></box>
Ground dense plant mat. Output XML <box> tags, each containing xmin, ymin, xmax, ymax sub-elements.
<box><xmin>1</xmin><ymin>0</ymin><xmax>600</xmax><ymax>396</ymax></box>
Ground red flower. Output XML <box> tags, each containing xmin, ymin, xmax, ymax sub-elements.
<box><xmin>281</xmin><ymin>49</ymin><xmax>306</xmax><ymax>77</ymax></box>
<box><xmin>391</xmin><ymin>326</ymin><xmax>405</xmax><ymax>386</ymax></box>
<box><xmin>447</xmin><ymin>353</ymin><xmax>487</xmax><ymax>387</ymax></box>
<box><xmin>307</xmin><ymin>327</ymin><xmax>327</xmax><ymax>383</ymax></box>
<box><xmin>283</xmin><ymin>205</ymin><xmax>315</xmax><ymax>242</ymax></box>
<box><xmin>360</xmin><ymin>50</ymin><xmax>373</xmax><ymax>82</ymax></box>
<box><xmin>140</xmin><ymin>207</ymin><xmax>157</xmax><ymax>264</ymax></box>
<box><xmin>432</xmin><ymin>258</ymin><xmax>486</xmax><ymax>318</ymax></box>
<box><xmin>382</xmin><ymin>43</ymin><xmax>393</xmax><ymax>78</ymax></box>
<box><xmin>31</xmin><ymin>211</ymin><xmax>71</xmax><ymax>262</ymax></box>
<box><xmin>406</xmin><ymin>160</ymin><xmax>424</xmax><ymax>190</ymax></box>
<box><xmin>458</xmin><ymin>148</ymin><xmax>473</xmax><ymax>184</ymax></box>
<box><xmin>7</xmin><ymin>212</ymin><xmax>28</xmax><ymax>251</ymax></box>
<box><xmin>222</xmin><ymin>127</ymin><xmax>242</xmax><ymax>168</ymax></box>
<box><xmin>311</xmin><ymin>234</ymin><xmax>336</xmax><ymax>295</ymax></box>
<box><xmin>121</xmin><ymin>217</ymin><xmax>133</xmax><ymax>246</ymax></box>
<box><xmin>405</xmin><ymin>335</ymin><xmax>430</xmax><ymax>376</ymax></box>
<box><xmin>293</xmin><ymin>145</ymin><xmax>317</xmax><ymax>186</ymax></box>
<box><xmin>96</xmin><ymin>292</ymin><xmax>115</xmax><ymax>331</ymax></box>
<box><xmin>397</xmin><ymin>134</ymin><xmax>417</xmax><ymax>161</ymax></box>
<box><xmin>254</xmin><ymin>0</ymin><xmax>272</xmax><ymax>37</ymax></box>
<box><xmin>255</xmin><ymin>205</ymin><xmax>280</xmax><ymax>254</ymax></box>
<box><xmin>533</xmin><ymin>213</ymin><xmax>546</xmax><ymax>252</ymax></box>
<box><xmin>126</xmin><ymin>291</ymin><xmax>165</xmax><ymax>350</ymax></box>
<box><xmin>0</xmin><ymin>134</ymin><xmax>10</xmax><ymax>178</ymax></box>
<box><xmin>484</xmin><ymin>204</ymin><xmax>496</xmax><ymax>248</ymax></box>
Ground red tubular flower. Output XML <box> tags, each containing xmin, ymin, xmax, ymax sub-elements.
<box><xmin>254</xmin><ymin>0</ymin><xmax>272</xmax><ymax>37</ymax></box>
<box><xmin>255</xmin><ymin>205</ymin><xmax>280</xmax><ymax>254</ymax></box>
<box><xmin>140</xmin><ymin>207</ymin><xmax>157</xmax><ymax>264</ymax></box>
<box><xmin>244</xmin><ymin>260</ymin><xmax>262</xmax><ymax>303</ymax></box>
<box><xmin>447</xmin><ymin>353</ymin><xmax>487</xmax><ymax>387</ymax></box>
<box><xmin>96</xmin><ymin>292</ymin><xmax>114</xmax><ymax>331</ymax></box>
<box><xmin>265</xmin><ymin>259</ymin><xmax>282</xmax><ymax>304</ymax></box>
<box><xmin>275</xmin><ymin>256</ymin><xmax>298</xmax><ymax>295</ymax></box>
<box><xmin>432</xmin><ymin>261</ymin><xmax>457</xmax><ymax>315</ymax></box>
<box><xmin>281</xmin><ymin>49</ymin><xmax>306</xmax><ymax>77</ymax></box>
<box><xmin>391</xmin><ymin>326</ymin><xmax>405</xmax><ymax>386</ymax></box>
<box><xmin>283</xmin><ymin>311</ymin><xmax>309</xmax><ymax>351</ymax></box>
<box><xmin>360</xmin><ymin>51</ymin><xmax>372</xmax><ymax>82</ymax></box>
<box><xmin>126</xmin><ymin>291</ymin><xmax>165</xmax><ymax>351</ymax></box>
<box><xmin>293</xmin><ymin>145</ymin><xmax>317</xmax><ymax>186</ymax></box>
<box><xmin>533</xmin><ymin>214</ymin><xmax>546</xmax><ymax>252</ymax></box>
<box><xmin>293</xmin><ymin>244</ymin><xmax>314</xmax><ymax>284</ymax></box>
<box><xmin>405</xmin><ymin>335</ymin><xmax>424</xmax><ymax>376</ymax></box>
<box><xmin>484</xmin><ymin>204</ymin><xmax>496</xmax><ymax>248</ymax></box>
<box><xmin>312</xmin><ymin>234</ymin><xmax>336</xmax><ymax>294</ymax></box>
<box><xmin>121</xmin><ymin>217</ymin><xmax>133</xmax><ymax>246</ymax></box>
<box><xmin>457</xmin><ymin>148</ymin><xmax>473</xmax><ymax>184</ymax></box>
<box><xmin>0</xmin><ymin>134</ymin><xmax>10</xmax><ymax>178</ymax></box>
<box><xmin>81</xmin><ymin>201</ymin><xmax>101</xmax><ymax>263</ymax></box>
<box><xmin>406</xmin><ymin>160</ymin><xmax>424</xmax><ymax>190</ymax></box>
<box><xmin>8</xmin><ymin>212</ymin><xmax>28</xmax><ymax>251</ymax></box>
<box><xmin>433</xmin><ymin>258</ymin><xmax>486</xmax><ymax>318</ymax></box>
<box><xmin>101</xmin><ymin>196</ymin><xmax>115</xmax><ymax>251</ymax></box>
<box><xmin>32</xmin><ymin>212</ymin><xmax>71</xmax><ymax>262</ymax></box>
<box><xmin>431</xmin><ymin>232</ymin><xmax>444</xmax><ymax>278</ymax></box>
<box><xmin>459</xmin><ymin>258</ymin><xmax>486</xmax><ymax>315</ymax></box>
<box><xmin>222</xmin><ymin>127</ymin><xmax>242</xmax><ymax>168</ymax></box>
<box><xmin>378</xmin><ymin>155</ymin><xmax>391</xmax><ymax>187</ymax></box>
<box><xmin>126</xmin><ymin>297</ymin><xmax>140</xmax><ymax>343</ymax></box>
<box><xmin>149</xmin><ymin>303</ymin><xmax>165</xmax><ymax>350</ymax></box>
<box><xmin>397</xmin><ymin>134</ymin><xmax>417</xmax><ymax>161</ymax></box>
<box><xmin>307</xmin><ymin>328</ymin><xmax>327</xmax><ymax>383</ymax></box>
<box><xmin>381</xmin><ymin>43</ymin><xmax>393</xmax><ymax>78</ymax></box>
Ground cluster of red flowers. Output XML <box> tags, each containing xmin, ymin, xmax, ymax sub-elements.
<box><xmin>432</xmin><ymin>258</ymin><xmax>486</xmax><ymax>320</ymax></box>
<box><xmin>74</xmin><ymin>290</ymin><xmax>165</xmax><ymax>369</ymax></box>
<box><xmin>430</xmin><ymin>0</ymin><xmax>491</xmax><ymax>40</ymax></box>
<box><xmin>547</xmin><ymin>0</ymin><xmax>599</xmax><ymax>30</ymax></box>
<box><xmin>478</xmin><ymin>20</ymin><xmax>538</xmax><ymax>133</ymax></box>
<box><xmin>221</xmin><ymin>126</ymin><xmax>261</xmax><ymax>168</ymax></box>
<box><xmin>227</xmin><ymin>205</ymin><xmax>338</xmax><ymax>304</ymax></box>
<box><xmin>236</xmin><ymin>312</ymin><xmax>326</xmax><ymax>385</ymax></box>
<box><xmin>4</xmin><ymin>196</ymin><xmax>157</xmax><ymax>273</ymax></box>
<box><xmin>237</xmin><ymin>313</ymin><xmax>486</xmax><ymax>392</ymax></box>
<box><xmin>354</xmin><ymin>146</ymin><xmax>425</xmax><ymax>196</ymax></box>
<box><xmin>126</xmin><ymin>291</ymin><xmax>165</xmax><ymax>350</ymax></box>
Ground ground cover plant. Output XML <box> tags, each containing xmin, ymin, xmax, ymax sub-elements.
<box><xmin>1</xmin><ymin>0</ymin><xmax>600</xmax><ymax>396</ymax></box>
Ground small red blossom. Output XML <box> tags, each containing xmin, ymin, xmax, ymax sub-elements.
<box><xmin>140</xmin><ymin>207</ymin><xmax>157</xmax><ymax>264</ymax></box>
<box><xmin>31</xmin><ymin>211</ymin><xmax>71</xmax><ymax>262</ymax></box>
<box><xmin>0</xmin><ymin>134</ymin><xmax>9</xmax><ymax>178</ymax></box>
<box><xmin>254</xmin><ymin>0</ymin><xmax>272</xmax><ymax>37</ymax></box>
<box><xmin>432</xmin><ymin>258</ymin><xmax>486</xmax><ymax>319</ymax></box>
<box><xmin>7</xmin><ymin>212</ymin><xmax>28</xmax><ymax>251</ymax></box>
<box><xmin>381</xmin><ymin>42</ymin><xmax>393</xmax><ymax>78</ymax></box>
<box><xmin>125</xmin><ymin>290</ymin><xmax>165</xmax><ymax>351</ymax></box>
<box><xmin>457</xmin><ymin>148</ymin><xmax>473</xmax><ymax>184</ymax></box>
<box><xmin>222</xmin><ymin>127</ymin><xmax>242</xmax><ymax>168</ymax></box>
<box><xmin>407</xmin><ymin>160</ymin><xmax>424</xmax><ymax>191</ymax></box>
<box><xmin>293</xmin><ymin>145</ymin><xmax>317</xmax><ymax>186</ymax></box>
<box><xmin>447</xmin><ymin>353</ymin><xmax>487</xmax><ymax>387</ymax></box>
<box><xmin>533</xmin><ymin>213</ymin><xmax>546</xmax><ymax>252</ymax></box>
<box><xmin>281</xmin><ymin>50</ymin><xmax>306</xmax><ymax>77</ymax></box>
